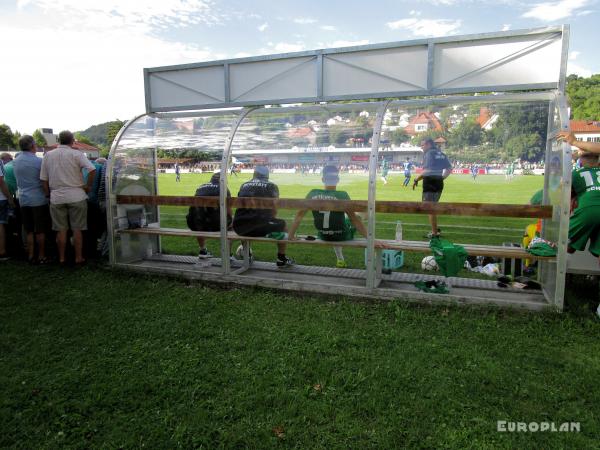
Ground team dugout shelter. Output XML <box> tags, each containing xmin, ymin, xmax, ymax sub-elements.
<box><xmin>107</xmin><ymin>25</ymin><xmax>586</xmax><ymax>311</ymax></box>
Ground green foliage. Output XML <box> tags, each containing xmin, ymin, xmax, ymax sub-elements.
<box><xmin>566</xmin><ymin>74</ymin><xmax>600</xmax><ymax>120</ymax></box>
<box><xmin>12</xmin><ymin>130</ymin><xmax>21</xmax><ymax>149</ymax></box>
<box><xmin>410</xmin><ymin>129</ymin><xmax>443</xmax><ymax>146</ymax></box>
<box><xmin>32</xmin><ymin>129</ymin><xmax>47</xmax><ymax>147</ymax></box>
<box><xmin>0</xmin><ymin>124</ymin><xmax>15</xmax><ymax>150</ymax></box>
<box><xmin>74</xmin><ymin>132</ymin><xmax>96</xmax><ymax>146</ymax></box>
<box><xmin>486</xmin><ymin>103</ymin><xmax>548</xmax><ymax>162</ymax></box>
<box><xmin>447</xmin><ymin>117</ymin><xmax>482</xmax><ymax>149</ymax></box>
<box><xmin>106</xmin><ymin>119</ymin><xmax>126</xmax><ymax>150</ymax></box>
<box><xmin>0</xmin><ymin>262</ymin><xmax>598</xmax><ymax>449</ymax></box>
<box><xmin>329</xmin><ymin>124</ymin><xmax>350</xmax><ymax>145</ymax></box>
<box><xmin>389</xmin><ymin>128</ymin><xmax>409</xmax><ymax>145</ymax></box>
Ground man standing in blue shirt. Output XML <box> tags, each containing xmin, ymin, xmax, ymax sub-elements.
<box><xmin>13</xmin><ymin>135</ymin><xmax>50</xmax><ymax>263</ymax></box>
<box><xmin>412</xmin><ymin>138</ymin><xmax>452</xmax><ymax>239</ymax></box>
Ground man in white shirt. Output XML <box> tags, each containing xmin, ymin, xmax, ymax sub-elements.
<box><xmin>40</xmin><ymin>130</ymin><xmax>96</xmax><ymax>265</ymax></box>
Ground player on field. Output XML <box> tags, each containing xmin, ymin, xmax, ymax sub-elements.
<box><xmin>567</xmin><ymin>152</ymin><xmax>600</xmax><ymax>265</ymax></box>
<box><xmin>288</xmin><ymin>165</ymin><xmax>368</xmax><ymax>268</ymax></box>
<box><xmin>380</xmin><ymin>159</ymin><xmax>389</xmax><ymax>185</ymax></box>
<box><xmin>470</xmin><ymin>164</ymin><xmax>478</xmax><ymax>181</ymax></box>
<box><xmin>402</xmin><ymin>159</ymin><xmax>413</xmax><ymax>187</ymax></box>
<box><xmin>232</xmin><ymin>165</ymin><xmax>295</xmax><ymax>267</ymax></box>
<box><xmin>175</xmin><ymin>162</ymin><xmax>181</xmax><ymax>182</ymax></box>
<box><xmin>186</xmin><ymin>172</ymin><xmax>232</xmax><ymax>259</ymax></box>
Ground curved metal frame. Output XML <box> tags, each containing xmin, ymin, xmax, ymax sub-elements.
<box><xmin>107</xmin><ymin>89</ymin><xmax>570</xmax><ymax>309</ymax></box>
<box><xmin>106</xmin><ymin>113</ymin><xmax>151</xmax><ymax>265</ymax></box>
<box><xmin>218</xmin><ymin>107</ymin><xmax>256</xmax><ymax>274</ymax></box>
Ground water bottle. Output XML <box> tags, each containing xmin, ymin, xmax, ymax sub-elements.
<box><xmin>395</xmin><ymin>221</ymin><xmax>403</xmax><ymax>241</ymax></box>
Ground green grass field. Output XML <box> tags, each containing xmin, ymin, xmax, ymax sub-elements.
<box><xmin>156</xmin><ymin>172</ymin><xmax>544</xmax><ymax>269</ymax></box>
<box><xmin>2</xmin><ymin>173</ymin><xmax>599</xmax><ymax>448</ymax></box>
<box><xmin>1</xmin><ymin>263</ymin><xmax>598</xmax><ymax>449</ymax></box>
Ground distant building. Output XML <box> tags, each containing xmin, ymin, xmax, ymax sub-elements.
<box><xmin>404</xmin><ymin>112</ymin><xmax>443</xmax><ymax>136</ymax></box>
<box><xmin>45</xmin><ymin>141</ymin><xmax>100</xmax><ymax>159</ymax></box>
<box><xmin>38</xmin><ymin>128</ymin><xmax>57</xmax><ymax>145</ymax></box>
<box><xmin>570</xmin><ymin>120</ymin><xmax>600</xmax><ymax>143</ymax></box>
<box><xmin>475</xmin><ymin>107</ymin><xmax>499</xmax><ymax>130</ymax></box>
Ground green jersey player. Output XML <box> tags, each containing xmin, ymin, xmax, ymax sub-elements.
<box><xmin>568</xmin><ymin>152</ymin><xmax>600</xmax><ymax>263</ymax></box>
<box><xmin>289</xmin><ymin>165</ymin><xmax>368</xmax><ymax>268</ymax></box>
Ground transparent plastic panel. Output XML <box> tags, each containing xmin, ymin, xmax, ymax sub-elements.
<box><xmin>376</xmin><ymin>98</ymin><xmax>550</xmax><ymax>278</ymax></box>
<box><xmin>539</xmin><ymin>101</ymin><xmax>563</xmax><ymax>303</ymax></box>
<box><xmin>229</xmin><ymin>103</ymin><xmax>381</xmax><ymax>270</ymax></box>
<box><xmin>109</xmin><ymin>112</ymin><xmax>239</xmax><ymax>264</ymax></box>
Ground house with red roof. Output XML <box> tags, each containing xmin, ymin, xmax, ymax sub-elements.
<box><xmin>45</xmin><ymin>141</ymin><xmax>101</xmax><ymax>159</ymax></box>
<box><xmin>570</xmin><ymin>120</ymin><xmax>600</xmax><ymax>143</ymax></box>
<box><xmin>404</xmin><ymin>112</ymin><xmax>443</xmax><ymax>136</ymax></box>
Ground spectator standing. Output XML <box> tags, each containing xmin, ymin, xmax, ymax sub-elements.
<box><xmin>412</xmin><ymin>138</ymin><xmax>452</xmax><ymax>239</ymax></box>
<box><xmin>0</xmin><ymin>156</ymin><xmax>16</xmax><ymax>260</ymax></box>
<box><xmin>40</xmin><ymin>130</ymin><xmax>96</xmax><ymax>265</ymax></box>
<box><xmin>13</xmin><ymin>136</ymin><xmax>50</xmax><ymax>264</ymax></box>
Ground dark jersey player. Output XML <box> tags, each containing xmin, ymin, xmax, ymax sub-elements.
<box><xmin>232</xmin><ymin>166</ymin><xmax>294</xmax><ymax>267</ymax></box>
<box><xmin>186</xmin><ymin>172</ymin><xmax>232</xmax><ymax>259</ymax></box>
<box><xmin>288</xmin><ymin>165</ymin><xmax>368</xmax><ymax>268</ymax></box>
<box><xmin>568</xmin><ymin>152</ymin><xmax>600</xmax><ymax>265</ymax></box>
<box><xmin>413</xmin><ymin>138</ymin><xmax>452</xmax><ymax>238</ymax></box>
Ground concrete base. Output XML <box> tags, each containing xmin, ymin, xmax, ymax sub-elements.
<box><xmin>114</xmin><ymin>254</ymin><xmax>552</xmax><ymax>311</ymax></box>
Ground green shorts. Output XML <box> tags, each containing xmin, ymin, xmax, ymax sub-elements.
<box><xmin>50</xmin><ymin>199</ymin><xmax>88</xmax><ymax>231</ymax></box>
<box><xmin>318</xmin><ymin>218</ymin><xmax>356</xmax><ymax>242</ymax></box>
<box><xmin>568</xmin><ymin>206</ymin><xmax>600</xmax><ymax>257</ymax></box>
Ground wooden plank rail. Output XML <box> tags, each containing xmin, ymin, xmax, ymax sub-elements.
<box><xmin>117</xmin><ymin>195</ymin><xmax>553</xmax><ymax>218</ymax></box>
<box><xmin>119</xmin><ymin>227</ymin><xmax>555</xmax><ymax>260</ymax></box>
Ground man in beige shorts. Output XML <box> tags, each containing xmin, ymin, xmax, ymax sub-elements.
<box><xmin>40</xmin><ymin>130</ymin><xmax>96</xmax><ymax>265</ymax></box>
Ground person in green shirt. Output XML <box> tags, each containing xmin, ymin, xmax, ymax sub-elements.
<box><xmin>289</xmin><ymin>165</ymin><xmax>368</xmax><ymax>268</ymax></box>
<box><xmin>0</xmin><ymin>154</ymin><xmax>17</xmax><ymax>196</ymax></box>
<box><xmin>568</xmin><ymin>152</ymin><xmax>600</xmax><ymax>263</ymax></box>
<box><xmin>380</xmin><ymin>159</ymin><xmax>389</xmax><ymax>185</ymax></box>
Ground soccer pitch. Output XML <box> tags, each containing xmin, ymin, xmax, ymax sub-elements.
<box><xmin>156</xmin><ymin>172</ymin><xmax>544</xmax><ymax>269</ymax></box>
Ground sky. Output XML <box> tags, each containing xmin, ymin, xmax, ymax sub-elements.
<box><xmin>1</xmin><ymin>0</ymin><xmax>598</xmax><ymax>135</ymax></box>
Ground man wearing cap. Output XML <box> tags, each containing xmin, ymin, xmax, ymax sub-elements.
<box><xmin>186</xmin><ymin>172</ymin><xmax>232</xmax><ymax>259</ymax></box>
<box><xmin>413</xmin><ymin>138</ymin><xmax>452</xmax><ymax>239</ymax></box>
<box><xmin>288</xmin><ymin>165</ymin><xmax>368</xmax><ymax>268</ymax></box>
<box><xmin>232</xmin><ymin>165</ymin><xmax>295</xmax><ymax>267</ymax></box>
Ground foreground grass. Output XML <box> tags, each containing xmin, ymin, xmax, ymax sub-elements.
<box><xmin>1</xmin><ymin>262</ymin><xmax>599</xmax><ymax>449</ymax></box>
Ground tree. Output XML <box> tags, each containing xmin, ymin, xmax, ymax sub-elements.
<box><xmin>0</xmin><ymin>124</ymin><xmax>15</xmax><ymax>150</ymax></box>
<box><xmin>389</xmin><ymin>128</ymin><xmax>409</xmax><ymax>145</ymax></box>
<box><xmin>566</xmin><ymin>74</ymin><xmax>600</xmax><ymax>120</ymax></box>
<box><xmin>106</xmin><ymin>119</ymin><xmax>126</xmax><ymax>150</ymax></box>
<box><xmin>32</xmin><ymin>129</ymin><xmax>47</xmax><ymax>147</ymax></box>
<box><xmin>12</xmin><ymin>130</ymin><xmax>21</xmax><ymax>150</ymax></box>
<box><xmin>74</xmin><ymin>132</ymin><xmax>96</xmax><ymax>146</ymax></box>
<box><xmin>486</xmin><ymin>103</ymin><xmax>547</xmax><ymax>161</ymax></box>
<box><xmin>447</xmin><ymin>117</ymin><xmax>482</xmax><ymax>149</ymax></box>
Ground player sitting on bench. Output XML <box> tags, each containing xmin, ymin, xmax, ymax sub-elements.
<box><xmin>288</xmin><ymin>165</ymin><xmax>368</xmax><ymax>268</ymax></box>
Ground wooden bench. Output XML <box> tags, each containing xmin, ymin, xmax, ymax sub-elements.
<box><xmin>118</xmin><ymin>226</ymin><xmax>555</xmax><ymax>261</ymax></box>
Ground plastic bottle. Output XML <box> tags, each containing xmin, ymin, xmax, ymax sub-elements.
<box><xmin>395</xmin><ymin>221</ymin><xmax>403</xmax><ymax>241</ymax></box>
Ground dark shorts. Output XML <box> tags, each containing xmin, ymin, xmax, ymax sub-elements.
<box><xmin>422</xmin><ymin>176</ymin><xmax>444</xmax><ymax>202</ymax></box>
<box><xmin>423</xmin><ymin>191</ymin><xmax>442</xmax><ymax>202</ymax></box>
<box><xmin>233</xmin><ymin>217</ymin><xmax>286</xmax><ymax>237</ymax></box>
<box><xmin>0</xmin><ymin>200</ymin><xmax>7</xmax><ymax>224</ymax></box>
<box><xmin>568</xmin><ymin>206</ymin><xmax>600</xmax><ymax>256</ymax></box>
<box><xmin>22</xmin><ymin>205</ymin><xmax>50</xmax><ymax>233</ymax></box>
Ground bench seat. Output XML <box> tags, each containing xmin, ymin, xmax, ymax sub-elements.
<box><xmin>118</xmin><ymin>226</ymin><xmax>555</xmax><ymax>261</ymax></box>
